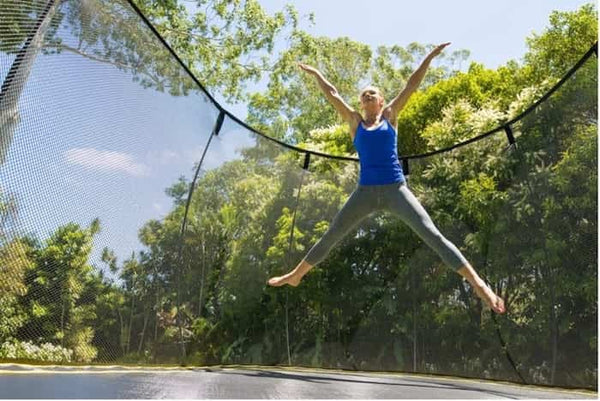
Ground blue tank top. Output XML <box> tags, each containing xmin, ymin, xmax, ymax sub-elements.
<box><xmin>353</xmin><ymin>118</ymin><xmax>405</xmax><ymax>185</ymax></box>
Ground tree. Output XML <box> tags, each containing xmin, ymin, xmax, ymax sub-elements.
<box><xmin>19</xmin><ymin>220</ymin><xmax>100</xmax><ymax>362</ymax></box>
<box><xmin>0</xmin><ymin>238</ymin><xmax>35</xmax><ymax>342</ymax></box>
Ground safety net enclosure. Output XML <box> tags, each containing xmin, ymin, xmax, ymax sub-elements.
<box><xmin>0</xmin><ymin>0</ymin><xmax>597</xmax><ymax>390</ymax></box>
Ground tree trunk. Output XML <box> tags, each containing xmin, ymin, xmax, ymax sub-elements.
<box><xmin>541</xmin><ymin>245</ymin><xmax>558</xmax><ymax>386</ymax></box>
<box><xmin>153</xmin><ymin>288</ymin><xmax>159</xmax><ymax>364</ymax></box>
<box><xmin>60</xmin><ymin>297</ymin><xmax>65</xmax><ymax>348</ymax></box>
<box><xmin>199</xmin><ymin>235</ymin><xmax>206</xmax><ymax>316</ymax></box>
<box><xmin>547</xmin><ymin>263</ymin><xmax>558</xmax><ymax>385</ymax></box>
<box><xmin>551</xmin><ymin>310</ymin><xmax>558</xmax><ymax>385</ymax></box>
<box><xmin>413</xmin><ymin>299</ymin><xmax>417</xmax><ymax>372</ymax></box>
<box><xmin>138</xmin><ymin>309</ymin><xmax>149</xmax><ymax>354</ymax></box>
<box><xmin>118</xmin><ymin>308</ymin><xmax>125</xmax><ymax>355</ymax></box>
<box><xmin>126</xmin><ymin>295</ymin><xmax>135</xmax><ymax>354</ymax></box>
<box><xmin>212</xmin><ymin>250</ymin><xmax>228</xmax><ymax>318</ymax></box>
<box><xmin>285</xmin><ymin>291</ymin><xmax>291</xmax><ymax>366</ymax></box>
<box><xmin>154</xmin><ymin>291</ymin><xmax>159</xmax><ymax>343</ymax></box>
<box><xmin>411</xmin><ymin>267</ymin><xmax>417</xmax><ymax>372</ymax></box>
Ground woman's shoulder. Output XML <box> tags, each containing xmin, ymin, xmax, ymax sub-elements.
<box><xmin>382</xmin><ymin>108</ymin><xmax>398</xmax><ymax>130</ymax></box>
<box><xmin>348</xmin><ymin>111</ymin><xmax>362</xmax><ymax>130</ymax></box>
<box><xmin>348</xmin><ymin>112</ymin><xmax>363</xmax><ymax>142</ymax></box>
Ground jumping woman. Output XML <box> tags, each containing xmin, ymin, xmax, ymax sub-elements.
<box><xmin>267</xmin><ymin>43</ymin><xmax>505</xmax><ymax>314</ymax></box>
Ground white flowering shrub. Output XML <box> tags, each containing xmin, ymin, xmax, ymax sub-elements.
<box><xmin>506</xmin><ymin>79</ymin><xmax>555</xmax><ymax>120</ymax></box>
<box><xmin>422</xmin><ymin>99</ymin><xmax>507</xmax><ymax>150</ymax></box>
<box><xmin>0</xmin><ymin>340</ymin><xmax>73</xmax><ymax>363</ymax></box>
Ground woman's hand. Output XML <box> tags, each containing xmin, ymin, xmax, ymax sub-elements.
<box><xmin>430</xmin><ymin>42</ymin><xmax>451</xmax><ymax>58</ymax></box>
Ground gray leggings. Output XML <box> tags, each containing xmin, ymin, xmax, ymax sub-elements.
<box><xmin>304</xmin><ymin>182</ymin><xmax>469</xmax><ymax>271</ymax></box>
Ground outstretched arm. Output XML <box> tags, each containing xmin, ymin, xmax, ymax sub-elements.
<box><xmin>385</xmin><ymin>42</ymin><xmax>451</xmax><ymax>123</ymax></box>
<box><xmin>299</xmin><ymin>63</ymin><xmax>359</xmax><ymax>127</ymax></box>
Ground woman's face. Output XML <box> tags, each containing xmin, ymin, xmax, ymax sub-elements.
<box><xmin>359</xmin><ymin>86</ymin><xmax>384</xmax><ymax>111</ymax></box>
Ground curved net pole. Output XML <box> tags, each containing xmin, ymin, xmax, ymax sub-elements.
<box><xmin>400</xmin><ymin>41</ymin><xmax>599</xmax><ymax>162</ymax></box>
<box><xmin>0</xmin><ymin>0</ymin><xmax>60</xmax><ymax>164</ymax></box>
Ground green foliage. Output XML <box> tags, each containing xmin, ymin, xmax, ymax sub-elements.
<box><xmin>0</xmin><ymin>239</ymin><xmax>34</xmax><ymax>340</ymax></box>
<box><xmin>524</xmin><ymin>3</ymin><xmax>597</xmax><ymax>80</ymax></box>
<box><xmin>127</xmin><ymin>0</ymin><xmax>302</xmax><ymax>100</ymax></box>
<box><xmin>13</xmin><ymin>221</ymin><xmax>101</xmax><ymax>362</ymax></box>
<box><xmin>0</xmin><ymin>0</ymin><xmax>302</xmax><ymax>101</ymax></box>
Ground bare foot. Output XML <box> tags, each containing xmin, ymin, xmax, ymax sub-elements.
<box><xmin>267</xmin><ymin>272</ymin><xmax>302</xmax><ymax>287</ymax></box>
<box><xmin>473</xmin><ymin>283</ymin><xmax>506</xmax><ymax>314</ymax></box>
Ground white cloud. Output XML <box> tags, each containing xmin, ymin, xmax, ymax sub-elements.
<box><xmin>65</xmin><ymin>148</ymin><xmax>150</xmax><ymax>177</ymax></box>
<box><xmin>145</xmin><ymin>148</ymin><xmax>205</xmax><ymax>168</ymax></box>
<box><xmin>183</xmin><ymin>148</ymin><xmax>205</xmax><ymax>165</ymax></box>
<box><xmin>147</xmin><ymin>149</ymin><xmax>180</xmax><ymax>165</ymax></box>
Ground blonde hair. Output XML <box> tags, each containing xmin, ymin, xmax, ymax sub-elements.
<box><xmin>358</xmin><ymin>85</ymin><xmax>385</xmax><ymax>102</ymax></box>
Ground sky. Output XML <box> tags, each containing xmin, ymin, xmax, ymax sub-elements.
<box><xmin>0</xmin><ymin>1</ymin><xmax>255</xmax><ymax>273</ymax></box>
<box><xmin>191</xmin><ymin>0</ymin><xmax>593</xmax><ymax>118</ymax></box>
<box><xmin>255</xmin><ymin>0</ymin><xmax>590</xmax><ymax>69</ymax></box>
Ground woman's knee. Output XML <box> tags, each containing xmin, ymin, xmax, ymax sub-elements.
<box><xmin>320</xmin><ymin>223</ymin><xmax>349</xmax><ymax>245</ymax></box>
<box><xmin>422</xmin><ymin>229</ymin><xmax>445</xmax><ymax>248</ymax></box>
<box><xmin>416</xmin><ymin>220</ymin><xmax>450</xmax><ymax>248</ymax></box>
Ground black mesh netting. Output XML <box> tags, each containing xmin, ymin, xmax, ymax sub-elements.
<box><xmin>0</xmin><ymin>0</ymin><xmax>596</xmax><ymax>389</ymax></box>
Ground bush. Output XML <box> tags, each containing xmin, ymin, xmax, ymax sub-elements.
<box><xmin>0</xmin><ymin>340</ymin><xmax>73</xmax><ymax>363</ymax></box>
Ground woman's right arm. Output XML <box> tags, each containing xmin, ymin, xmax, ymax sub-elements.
<box><xmin>299</xmin><ymin>63</ymin><xmax>360</xmax><ymax>129</ymax></box>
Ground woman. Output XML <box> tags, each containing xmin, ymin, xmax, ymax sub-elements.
<box><xmin>267</xmin><ymin>43</ymin><xmax>505</xmax><ymax>314</ymax></box>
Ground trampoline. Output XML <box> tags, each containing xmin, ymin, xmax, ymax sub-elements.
<box><xmin>0</xmin><ymin>364</ymin><xmax>596</xmax><ymax>399</ymax></box>
<box><xmin>0</xmin><ymin>0</ymin><xmax>597</xmax><ymax>398</ymax></box>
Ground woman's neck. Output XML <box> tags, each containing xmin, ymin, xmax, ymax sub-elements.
<box><xmin>363</xmin><ymin>111</ymin><xmax>382</xmax><ymax>125</ymax></box>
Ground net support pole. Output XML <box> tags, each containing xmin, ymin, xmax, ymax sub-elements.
<box><xmin>284</xmin><ymin>152</ymin><xmax>311</xmax><ymax>366</ymax></box>
<box><xmin>287</xmin><ymin>152</ymin><xmax>310</xmax><ymax>252</ymax></box>
<box><xmin>0</xmin><ymin>0</ymin><xmax>59</xmax><ymax>164</ymax></box>
<box><xmin>504</xmin><ymin>125</ymin><xmax>517</xmax><ymax>151</ymax></box>
<box><xmin>402</xmin><ymin>158</ymin><xmax>410</xmax><ymax>176</ymax></box>
<box><xmin>175</xmin><ymin>110</ymin><xmax>225</xmax><ymax>364</ymax></box>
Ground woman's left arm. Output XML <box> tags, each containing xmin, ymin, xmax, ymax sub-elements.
<box><xmin>385</xmin><ymin>42</ymin><xmax>450</xmax><ymax>122</ymax></box>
